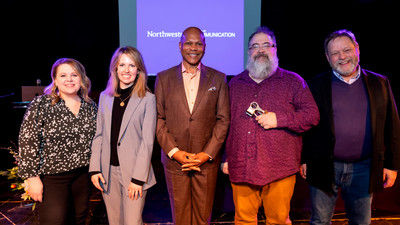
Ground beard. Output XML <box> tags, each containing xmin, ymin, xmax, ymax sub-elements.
<box><xmin>330</xmin><ymin>56</ymin><xmax>359</xmax><ymax>77</ymax></box>
<box><xmin>246</xmin><ymin>53</ymin><xmax>279</xmax><ymax>80</ymax></box>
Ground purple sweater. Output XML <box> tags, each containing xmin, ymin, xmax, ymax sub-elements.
<box><xmin>226</xmin><ymin>68</ymin><xmax>320</xmax><ymax>186</ymax></box>
<box><xmin>331</xmin><ymin>75</ymin><xmax>372</xmax><ymax>162</ymax></box>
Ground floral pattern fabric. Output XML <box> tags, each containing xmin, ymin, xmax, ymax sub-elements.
<box><xmin>18</xmin><ymin>95</ymin><xmax>97</xmax><ymax>179</ymax></box>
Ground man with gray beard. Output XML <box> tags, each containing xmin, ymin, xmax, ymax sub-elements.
<box><xmin>222</xmin><ymin>26</ymin><xmax>320</xmax><ymax>224</ymax></box>
<box><xmin>246</xmin><ymin>41</ymin><xmax>279</xmax><ymax>81</ymax></box>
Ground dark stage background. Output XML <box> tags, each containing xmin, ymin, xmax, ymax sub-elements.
<box><xmin>1</xmin><ymin>0</ymin><xmax>399</xmax><ymax>216</ymax></box>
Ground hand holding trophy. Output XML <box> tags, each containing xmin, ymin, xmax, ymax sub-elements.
<box><xmin>246</xmin><ymin>102</ymin><xmax>267</xmax><ymax>117</ymax></box>
<box><xmin>246</xmin><ymin>102</ymin><xmax>277</xmax><ymax>129</ymax></box>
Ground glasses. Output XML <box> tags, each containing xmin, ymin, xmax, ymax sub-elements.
<box><xmin>249</xmin><ymin>42</ymin><xmax>276</xmax><ymax>50</ymax></box>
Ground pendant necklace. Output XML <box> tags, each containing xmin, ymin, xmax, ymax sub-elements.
<box><xmin>118</xmin><ymin>91</ymin><xmax>133</xmax><ymax>107</ymax></box>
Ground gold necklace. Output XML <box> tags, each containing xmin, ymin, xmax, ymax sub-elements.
<box><xmin>118</xmin><ymin>91</ymin><xmax>133</xmax><ymax>107</ymax></box>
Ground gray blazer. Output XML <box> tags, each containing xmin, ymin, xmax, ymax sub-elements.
<box><xmin>89</xmin><ymin>91</ymin><xmax>157</xmax><ymax>192</ymax></box>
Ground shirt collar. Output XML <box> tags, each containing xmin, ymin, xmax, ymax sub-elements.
<box><xmin>332</xmin><ymin>66</ymin><xmax>361</xmax><ymax>85</ymax></box>
<box><xmin>181</xmin><ymin>63</ymin><xmax>201</xmax><ymax>75</ymax></box>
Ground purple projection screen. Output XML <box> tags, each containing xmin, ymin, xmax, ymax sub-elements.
<box><xmin>136</xmin><ymin>0</ymin><xmax>244</xmax><ymax>75</ymax></box>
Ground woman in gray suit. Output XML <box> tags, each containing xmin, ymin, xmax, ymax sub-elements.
<box><xmin>89</xmin><ymin>46</ymin><xmax>157</xmax><ymax>225</ymax></box>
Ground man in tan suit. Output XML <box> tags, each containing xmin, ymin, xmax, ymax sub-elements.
<box><xmin>155</xmin><ymin>27</ymin><xmax>230</xmax><ymax>225</ymax></box>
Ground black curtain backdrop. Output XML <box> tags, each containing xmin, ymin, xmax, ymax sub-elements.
<box><xmin>0</xmin><ymin>0</ymin><xmax>398</xmax><ymax>213</ymax></box>
<box><xmin>0</xmin><ymin>0</ymin><xmax>119</xmax><ymax>162</ymax></box>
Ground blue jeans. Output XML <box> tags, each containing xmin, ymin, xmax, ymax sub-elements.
<box><xmin>310</xmin><ymin>159</ymin><xmax>372</xmax><ymax>225</ymax></box>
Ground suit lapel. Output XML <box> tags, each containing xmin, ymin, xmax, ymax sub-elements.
<box><xmin>175</xmin><ymin>65</ymin><xmax>191</xmax><ymax>114</ymax></box>
<box><xmin>103</xmin><ymin>94</ymin><xmax>114</xmax><ymax>139</ymax></box>
<box><xmin>118</xmin><ymin>94</ymin><xmax>142</xmax><ymax>141</ymax></box>
<box><xmin>362</xmin><ymin>69</ymin><xmax>377</xmax><ymax>140</ymax></box>
<box><xmin>192</xmin><ymin>64</ymin><xmax>210</xmax><ymax>115</ymax></box>
<box><xmin>323</xmin><ymin>72</ymin><xmax>335</xmax><ymax>136</ymax></box>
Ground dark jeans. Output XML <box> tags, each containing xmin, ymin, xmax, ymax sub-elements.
<box><xmin>39</xmin><ymin>166</ymin><xmax>90</xmax><ymax>225</ymax></box>
<box><xmin>310</xmin><ymin>159</ymin><xmax>372</xmax><ymax>225</ymax></box>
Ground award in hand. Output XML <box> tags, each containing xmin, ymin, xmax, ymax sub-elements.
<box><xmin>246</xmin><ymin>102</ymin><xmax>267</xmax><ymax>117</ymax></box>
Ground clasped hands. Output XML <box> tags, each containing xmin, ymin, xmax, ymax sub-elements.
<box><xmin>173</xmin><ymin>150</ymin><xmax>210</xmax><ymax>172</ymax></box>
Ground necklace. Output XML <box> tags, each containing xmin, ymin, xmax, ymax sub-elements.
<box><xmin>118</xmin><ymin>91</ymin><xmax>133</xmax><ymax>107</ymax></box>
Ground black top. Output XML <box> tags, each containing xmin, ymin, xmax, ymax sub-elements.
<box><xmin>18</xmin><ymin>95</ymin><xmax>97</xmax><ymax>178</ymax></box>
<box><xmin>110</xmin><ymin>85</ymin><xmax>133</xmax><ymax>166</ymax></box>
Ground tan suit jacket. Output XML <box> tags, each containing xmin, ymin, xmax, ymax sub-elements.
<box><xmin>155</xmin><ymin>64</ymin><xmax>230</xmax><ymax>169</ymax></box>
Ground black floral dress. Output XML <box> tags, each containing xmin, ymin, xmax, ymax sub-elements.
<box><xmin>18</xmin><ymin>95</ymin><xmax>97</xmax><ymax>179</ymax></box>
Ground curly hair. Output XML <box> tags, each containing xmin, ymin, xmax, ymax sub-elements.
<box><xmin>44</xmin><ymin>58</ymin><xmax>92</xmax><ymax>105</ymax></box>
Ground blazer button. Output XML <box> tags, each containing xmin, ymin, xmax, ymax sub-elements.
<box><xmin>189</xmin><ymin>118</ymin><xmax>193</xmax><ymax>121</ymax></box>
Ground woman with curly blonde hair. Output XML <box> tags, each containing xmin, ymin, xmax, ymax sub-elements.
<box><xmin>19</xmin><ymin>58</ymin><xmax>97</xmax><ymax>225</ymax></box>
<box><xmin>44</xmin><ymin>58</ymin><xmax>92</xmax><ymax>105</ymax></box>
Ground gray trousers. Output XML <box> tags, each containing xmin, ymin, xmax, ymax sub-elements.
<box><xmin>102</xmin><ymin>166</ymin><xmax>147</xmax><ymax>225</ymax></box>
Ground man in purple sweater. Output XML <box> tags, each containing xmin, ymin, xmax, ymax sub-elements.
<box><xmin>301</xmin><ymin>29</ymin><xmax>400</xmax><ymax>225</ymax></box>
<box><xmin>222</xmin><ymin>26</ymin><xmax>320</xmax><ymax>224</ymax></box>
